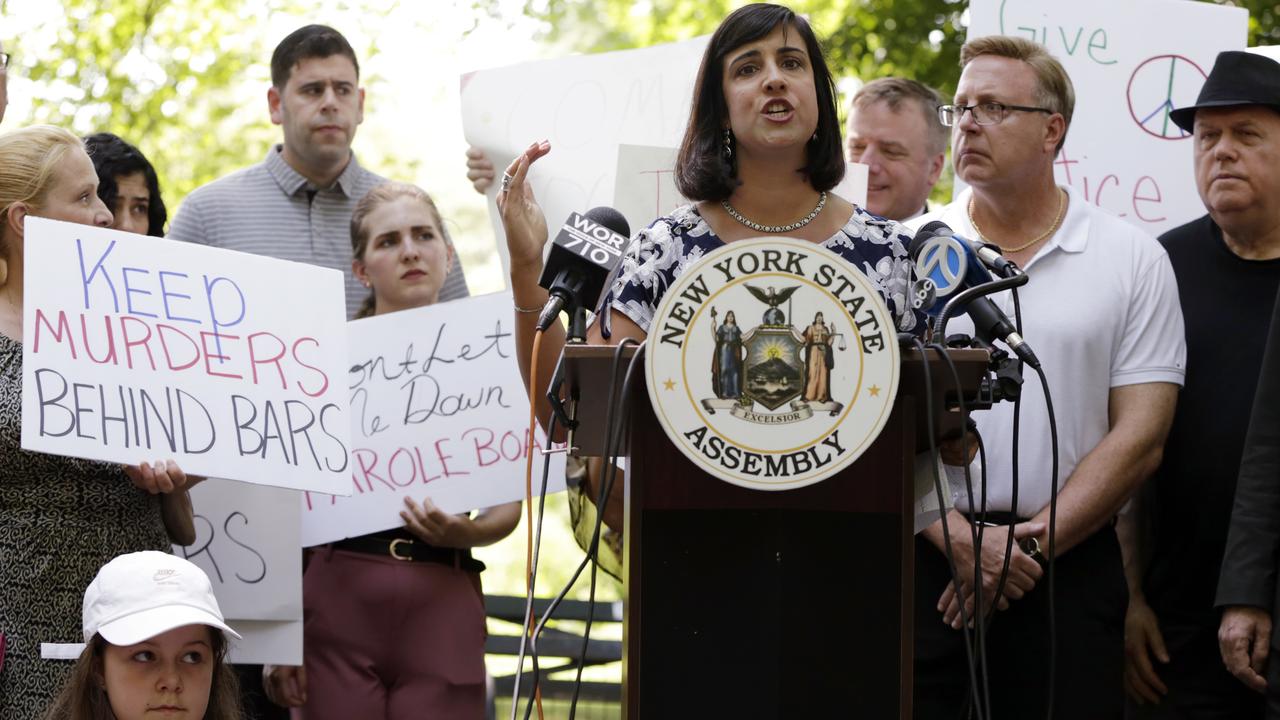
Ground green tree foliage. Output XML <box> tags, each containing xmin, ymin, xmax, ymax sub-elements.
<box><xmin>6</xmin><ymin>0</ymin><xmax>414</xmax><ymax>219</ymax></box>
<box><xmin>508</xmin><ymin>0</ymin><xmax>1272</xmax><ymax>201</ymax></box>
<box><xmin>12</xmin><ymin>0</ymin><xmax>281</xmax><ymax>208</ymax></box>
<box><xmin>517</xmin><ymin>0</ymin><xmax>1275</xmax><ymax>99</ymax></box>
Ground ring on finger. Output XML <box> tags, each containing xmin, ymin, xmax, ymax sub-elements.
<box><xmin>500</xmin><ymin>173</ymin><xmax>514</xmax><ymax>192</ymax></box>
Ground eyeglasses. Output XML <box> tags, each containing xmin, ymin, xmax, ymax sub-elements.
<box><xmin>938</xmin><ymin>102</ymin><xmax>1054</xmax><ymax>127</ymax></box>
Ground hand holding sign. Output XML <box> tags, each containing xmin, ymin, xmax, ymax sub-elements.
<box><xmin>400</xmin><ymin>496</ymin><xmax>471</xmax><ymax>546</ymax></box>
<box><xmin>123</xmin><ymin>459</ymin><xmax>193</xmax><ymax>494</ymax></box>
<box><xmin>465</xmin><ymin>146</ymin><xmax>497</xmax><ymax>194</ymax></box>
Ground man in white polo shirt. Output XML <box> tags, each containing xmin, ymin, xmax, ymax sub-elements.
<box><xmin>910</xmin><ymin>36</ymin><xmax>1185</xmax><ymax>719</ymax></box>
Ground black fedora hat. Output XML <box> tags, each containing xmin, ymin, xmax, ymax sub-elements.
<box><xmin>1170</xmin><ymin>50</ymin><xmax>1280</xmax><ymax>132</ymax></box>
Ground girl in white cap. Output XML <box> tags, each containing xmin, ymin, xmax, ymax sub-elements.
<box><xmin>42</xmin><ymin>551</ymin><xmax>243</xmax><ymax>720</ymax></box>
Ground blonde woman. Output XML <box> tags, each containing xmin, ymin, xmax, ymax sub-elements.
<box><xmin>265</xmin><ymin>181</ymin><xmax>519</xmax><ymax>719</ymax></box>
<box><xmin>0</xmin><ymin>126</ymin><xmax>197</xmax><ymax>716</ymax></box>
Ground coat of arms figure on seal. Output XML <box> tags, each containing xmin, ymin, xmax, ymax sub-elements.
<box><xmin>703</xmin><ymin>283</ymin><xmax>846</xmax><ymax>423</ymax></box>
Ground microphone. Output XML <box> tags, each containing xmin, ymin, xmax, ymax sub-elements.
<box><xmin>909</xmin><ymin>223</ymin><xmax>991</xmax><ymax>316</ymax></box>
<box><xmin>536</xmin><ymin>206</ymin><xmax>631</xmax><ymax>333</ymax></box>
<box><xmin>918</xmin><ymin>220</ymin><xmax>1022</xmax><ymax>279</ymax></box>
<box><xmin>910</xmin><ymin>223</ymin><xmax>1041</xmax><ymax>369</ymax></box>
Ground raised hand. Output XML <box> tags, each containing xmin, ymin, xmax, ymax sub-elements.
<box><xmin>496</xmin><ymin>140</ymin><xmax>552</xmax><ymax>272</ymax></box>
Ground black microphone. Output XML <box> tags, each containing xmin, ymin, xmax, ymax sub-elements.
<box><xmin>536</xmin><ymin>206</ymin><xmax>631</xmax><ymax>332</ymax></box>
<box><xmin>910</xmin><ymin>223</ymin><xmax>1041</xmax><ymax>369</ymax></box>
<box><xmin>918</xmin><ymin>220</ymin><xmax>1022</xmax><ymax>279</ymax></box>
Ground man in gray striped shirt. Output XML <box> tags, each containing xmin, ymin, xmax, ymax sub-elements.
<box><xmin>169</xmin><ymin>24</ymin><xmax>469</xmax><ymax>318</ymax></box>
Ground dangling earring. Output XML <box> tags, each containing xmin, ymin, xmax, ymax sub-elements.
<box><xmin>723</xmin><ymin>129</ymin><xmax>733</xmax><ymax>159</ymax></box>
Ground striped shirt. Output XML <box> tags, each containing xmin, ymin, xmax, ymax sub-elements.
<box><xmin>168</xmin><ymin>145</ymin><xmax>470</xmax><ymax>318</ymax></box>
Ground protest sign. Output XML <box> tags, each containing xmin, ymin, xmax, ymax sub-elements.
<box><xmin>223</xmin><ymin>619</ymin><xmax>302</xmax><ymax>666</ymax></box>
<box><xmin>614</xmin><ymin>144</ymin><xmax>869</xmax><ymax>234</ymax></box>
<box><xmin>614</xmin><ymin>145</ymin><xmax>684</xmax><ymax>236</ymax></box>
<box><xmin>967</xmin><ymin>0</ymin><xmax>1247</xmax><ymax>235</ymax></box>
<box><xmin>176</xmin><ymin>481</ymin><xmax>301</xmax><ymax>620</ymax></box>
<box><xmin>21</xmin><ymin>218</ymin><xmax>352</xmax><ymax>495</ymax></box>
<box><xmin>300</xmin><ymin>292</ymin><xmax>566</xmax><ymax>547</ymax></box>
<box><xmin>461</xmin><ymin>37</ymin><xmax>709</xmax><ymax>272</ymax></box>
<box><xmin>176</xmin><ymin>480</ymin><xmax>303</xmax><ymax>665</ymax></box>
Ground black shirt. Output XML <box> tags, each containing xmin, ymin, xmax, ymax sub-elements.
<box><xmin>1144</xmin><ymin>214</ymin><xmax>1280</xmax><ymax>627</ymax></box>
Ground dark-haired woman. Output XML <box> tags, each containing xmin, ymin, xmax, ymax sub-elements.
<box><xmin>499</xmin><ymin>3</ymin><xmax>923</xmax><ymax>432</ymax></box>
<box><xmin>83</xmin><ymin>133</ymin><xmax>167</xmax><ymax>238</ymax></box>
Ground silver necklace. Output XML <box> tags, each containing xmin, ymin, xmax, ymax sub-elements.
<box><xmin>722</xmin><ymin>191</ymin><xmax>827</xmax><ymax>234</ymax></box>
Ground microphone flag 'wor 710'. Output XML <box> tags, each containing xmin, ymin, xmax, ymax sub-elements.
<box><xmin>536</xmin><ymin>207</ymin><xmax>631</xmax><ymax>332</ymax></box>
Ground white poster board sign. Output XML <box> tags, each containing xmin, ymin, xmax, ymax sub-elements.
<box><xmin>300</xmin><ymin>293</ymin><xmax>567</xmax><ymax>547</ymax></box>
<box><xmin>462</xmin><ymin>37</ymin><xmax>708</xmax><ymax>272</ymax></box>
<box><xmin>967</xmin><ymin>0</ymin><xmax>1248</xmax><ymax>235</ymax></box>
<box><xmin>175</xmin><ymin>481</ymin><xmax>302</xmax><ymax>665</ymax></box>
<box><xmin>22</xmin><ymin>219</ymin><xmax>352</xmax><ymax>495</ymax></box>
<box><xmin>614</xmin><ymin>144</ymin><xmax>870</xmax><ymax>234</ymax></box>
<box><xmin>614</xmin><ymin>145</ymin><xmax>685</xmax><ymax>236</ymax></box>
<box><xmin>221</xmin><ymin>620</ymin><xmax>302</xmax><ymax>666</ymax></box>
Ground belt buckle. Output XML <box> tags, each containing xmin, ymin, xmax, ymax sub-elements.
<box><xmin>388</xmin><ymin>538</ymin><xmax>413</xmax><ymax>561</ymax></box>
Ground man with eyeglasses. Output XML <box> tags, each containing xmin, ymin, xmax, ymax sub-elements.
<box><xmin>910</xmin><ymin>36</ymin><xmax>1185</xmax><ymax>720</ymax></box>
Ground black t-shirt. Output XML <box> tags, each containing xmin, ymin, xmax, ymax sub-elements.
<box><xmin>1144</xmin><ymin>214</ymin><xmax>1280</xmax><ymax>627</ymax></box>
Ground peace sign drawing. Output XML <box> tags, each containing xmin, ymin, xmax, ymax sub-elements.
<box><xmin>1125</xmin><ymin>54</ymin><xmax>1209</xmax><ymax>140</ymax></box>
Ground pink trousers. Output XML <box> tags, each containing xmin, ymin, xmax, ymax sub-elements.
<box><xmin>295</xmin><ymin>548</ymin><xmax>487</xmax><ymax>719</ymax></box>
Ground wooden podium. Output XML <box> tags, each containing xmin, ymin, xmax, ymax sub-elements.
<box><xmin>561</xmin><ymin>345</ymin><xmax>988</xmax><ymax>719</ymax></box>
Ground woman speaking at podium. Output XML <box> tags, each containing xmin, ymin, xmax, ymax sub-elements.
<box><xmin>498</xmin><ymin>3</ymin><xmax>924</xmax><ymax>441</ymax></box>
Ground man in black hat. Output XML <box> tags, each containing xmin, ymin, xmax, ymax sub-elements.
<box><xmin>1122</xmin><ymin>49</ymin><xmax>1280</xmax><ymax>718</ymax></box>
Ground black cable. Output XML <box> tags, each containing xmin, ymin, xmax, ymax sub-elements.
<box><xmin>510</xmin><ymin>413</ymin><xmax>558</xmax><ymax>720</ymax></box>
<box><xmin>933</xmin><ymin>273</ymin><xmax>1029</xmax><ymax>340</ymax></box>
<box><xmin>1032</xmin><ymin>362</ymin><xmax>1060</xmax><ymax>720</ymax></box>
<box><xmin>517</xmin><ymin>340</ymin><xmax>639</xmax><ymax>720</ymax></box>
<box><xmin>989</xmin><ymin>289</ymin><xmax>1024</xmax><ymax>631</ymax></box>
<box><xmin>568</xmin><ymin>342</ymin><xmax>643</xmax><ymax>719</ymax></box>
<box><xmin>927</xmin><ymin>342</ymin><xmax>990</xmax><ymax>720</ymax></box>
<box><xmin>906</xmin><ymin>335</ymin><xmax>985</xmax><ymax>720</ymax></box>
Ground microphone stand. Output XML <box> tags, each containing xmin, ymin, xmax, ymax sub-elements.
<box><xmin>933</xmin><ymin>273</ymin><xmax>1030</xmax><ymax>339</ymax></box>
<box><xmin>566</xmin><ymin>305</ymin><xmax>590</xmax><ymax>344</ymax></box>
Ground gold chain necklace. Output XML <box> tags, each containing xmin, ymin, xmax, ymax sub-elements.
<box><xmin>967</xmin><ymin>188</ymin><xmax>1066</xmax><ymax>253</ymax></box>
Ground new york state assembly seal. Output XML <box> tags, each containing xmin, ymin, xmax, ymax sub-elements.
<box><xmin>645</xmin><ymin>237</ymin><xmax>900</xmax><ymax>491</ymax></box>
